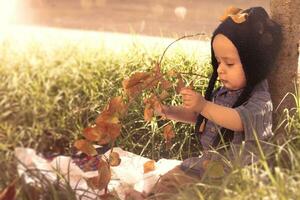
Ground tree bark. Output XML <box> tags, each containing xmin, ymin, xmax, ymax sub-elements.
<box><xmin>269</xmin><ymin>0</ymin><xmax>300</xmax><ymax>133</ymax></box>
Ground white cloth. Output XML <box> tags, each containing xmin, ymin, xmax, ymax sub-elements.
<box><xmin>15</xmin><ymin>147</ymin><xmax>181</xmax><ymax>199</ymax></box>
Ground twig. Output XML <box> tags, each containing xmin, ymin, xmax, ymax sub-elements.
<box><xmin>158</xmin><ymin>33</ymin><xmax>205</xmax><ymax>67</ymax></box>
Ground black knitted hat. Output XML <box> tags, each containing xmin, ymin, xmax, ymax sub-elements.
<box><xmin>211</xmin><ymin>6</ymin><xmax>282</xmax><ymax>88</ymax></box>
<box><xmin>195</xmin><ymin>7</ymin><xmax>282</xmax><ymax>146</ymax></box>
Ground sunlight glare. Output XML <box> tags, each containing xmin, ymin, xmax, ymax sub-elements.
<box><xmin>0</xmin><ymin>0</ymin><xmax>18</xmax><ymax>27</ymax></box>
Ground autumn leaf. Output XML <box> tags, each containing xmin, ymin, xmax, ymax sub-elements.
<box><xmin>167</xmin><ymin>69</ymin><xmax>178</xmax><ymax>77</ymax></box>
<box><xmin>144</xmin><ymin>160</ymin><xmax>156</xmax><ymax>173</ymax></box>
<box><xmin>0</xmin><ymin>179</ymin><xmax>16</xmax><ymax>200</ymax></box>
<box><xmin>144</xmin><ymin>104</ymin><xmax>154</xmax><ymax>122</ymax></box>
<box><xmin>219</xmin><ymin>6</ymin><xmax>242</xmax><ymax>22</ymax></box>
<box><xmin>163</xmin><ymin>125</ymin><xmax>175</xmax><ymax>149</ymax></box>
<box><xmin>143</xmin><ymin>94</ymin><xmax>158</xmax><ymax>106</ymax></box>
<box><xmin>153</xmin><ymin>62</ymin><xmax>162</xmax><ymax>77</ymax></box>
<box><xmin>122</xmin><ymin>72</ymin><xmax>151</xmax><ymax>98</ymax></box>
<box><xmin>230</xmin><ymin>13</ymin><xmax>248</xmax><ymax>24</ymax></box>
<box><xmin>87</xmin><ymin>159</ymin><xmax>111</xmax><ymax>190</ymax></box>
<box><xmin>106</xmin><ymin>96</ymin><xmax>128</xmax><ymax>118</ymax></box>
<box><xmin>97</xmin><ymin>122</ymin><xmax>121</xmax><ymax>141</ymax></box>
<box><xmin>109</xmin><ymin>152</ymin><xmax>121</xmax><ymax>167</ymax></box>
<box><xmin>96</xmin><ymin>110</ymin><xmax>119</xmax><ymax>125</ymax></box>
<box><xmin>83</xmin><ymin>125</ymin><xmax>119</xmax><ymax>145</ymax></box>
<box><xmin>148</xmin><ymin>77</ymin><xmax>160</xmax><ymax>90</ymax></box>
<box><xmin>97</xmin><ymin>134</ymin><xmax>111</xmax><ymax>145</ymax></box>
<box><xmin>74</xmin><ymin>139</ymin><xmax>97</xmax><ymax>156</ymax></box>
<box><xmin>153</xmin><ymin>100</ymin><xmax>166</xmax><ymax>119</ymax></box>
<box><xmin>83</xmin><ymin>127</ymin><xmax>101</xmax><ymax>142</ymax></box>
<box><xmin>159</xmin><ymin>90</ymin><xmax>169</xmax><ymax>100</ymax></box>
<box><xmin>122</xmin><ymin>72</ymin><xmax>151</xmax><ymax>89</ymax></box>
<box><xmin>176</xmin><ymin>75</ymin><xmax>185</xmax><ymax>93</ymax></box>
<box><xmin>161</xmin><ymin>79</ymin><xmax>173</xmax><ymax>90</ymax></box>
<box><xmin>163</xmin><ymin>124</ymin><xmax>175</xmax><ymax>141</ymax></box>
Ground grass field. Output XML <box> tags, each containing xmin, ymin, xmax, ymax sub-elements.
<box><xmin>0</xmin><ymin>28</ymin><xmax>300</xmax><ymax>199</ymax></box>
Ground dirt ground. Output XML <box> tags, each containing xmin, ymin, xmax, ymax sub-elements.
<box><xmin>16</xmin><ymin>0</ymin><xmax>270</xmax><ymax>38</ymax></box>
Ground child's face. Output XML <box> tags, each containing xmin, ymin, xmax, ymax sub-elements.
<box><xmin>212</xmin><ymin>34</ymin><xmax>246</xmax><ymax>90</ymax></box>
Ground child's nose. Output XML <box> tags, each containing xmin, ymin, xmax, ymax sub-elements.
<box><xmin>217</xmin><ymin>63</ymin><xmax>225</xmax><ymax>74</ymax></box>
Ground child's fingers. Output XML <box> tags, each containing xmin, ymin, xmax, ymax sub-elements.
<box><xmin>180</xmin><ymin>91</ymin><xmax>194</xmax><ymax>98</ymax></box>
<box><xmin>180</xmin><ymin>87</ymin><xmax>194</xmax><ymax>94</ymax></box>
<box><xmin>182</xmin><ymin>95</ymin><xmax>192</xmax><ymax>102</ymax></box>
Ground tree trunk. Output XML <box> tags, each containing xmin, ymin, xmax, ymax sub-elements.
<box><xmin>269</xmin><ymin>0</ymin><xmax>300</xmax><ymax>134</ymax></box>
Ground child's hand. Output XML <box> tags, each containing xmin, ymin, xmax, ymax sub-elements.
<box><xmin>180</xmin><ymin>87</ymin><xmax>207</xmax><ymax>113</ymax></box>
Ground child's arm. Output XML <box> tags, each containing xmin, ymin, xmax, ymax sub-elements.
<box><xmin>180</xmin><ymin>88</ymin><xmax>244</xmax><ymax>132</ymax></box>
<box><xmin>155</xmin><ymin>104</ymin><xmax>198</xmax><ymax>124</ymax></box>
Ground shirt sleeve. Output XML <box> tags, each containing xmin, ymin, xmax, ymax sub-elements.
<box><xmin>235</xmin><ymin>91</ymin><xmax>273</xmax><ymax>141</ymax></box>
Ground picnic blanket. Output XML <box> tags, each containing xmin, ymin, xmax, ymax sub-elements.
<box><xmin>15</xmin><ymin>147</ymin><xmax>181</xmax><ymax>199</ymax></box>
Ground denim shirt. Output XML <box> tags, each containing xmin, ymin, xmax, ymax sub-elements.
<box><xmin>181</xmin><ymin>79</ymin><xmax>274</xmax><ymax>173</ymax></box>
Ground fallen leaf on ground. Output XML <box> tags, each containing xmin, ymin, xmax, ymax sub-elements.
<box><xmin>144</xmin><ymin>160</ymin><xmax>156</xmax><ymax>173</ymax></box>
<box><xmin>109</xmin><ymin>152</ymin><xmax>121</xmax><ymax>167</ymax></box>
<box><xmin>87</xmin><ymin>159</ymin><xmax>111</xmax><ymax>190</ymax></box>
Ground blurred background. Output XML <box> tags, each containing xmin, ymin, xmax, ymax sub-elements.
<box><xmin>2</xmin><ymin>0</ymin><xmax>270</xmax><ymax>38</ymax></box>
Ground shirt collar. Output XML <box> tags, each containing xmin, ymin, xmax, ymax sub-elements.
<box><xmin>217</xmin><ymin>86</ymin><xmax>244</xmax><ymax>97</ymax></box>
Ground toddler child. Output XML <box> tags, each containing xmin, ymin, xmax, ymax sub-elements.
<box><xmin>126</xmin><ymin>6</ymin><xmax>282</xmax><ymax>200</ymax></box>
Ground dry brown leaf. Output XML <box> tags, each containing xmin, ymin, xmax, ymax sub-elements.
<box><xmin>143</xmin><ymin>94</ymin><xmax>158</xmax><ymax>106</ymax></box>
<box><xmin>159</xmin><ymin>90</ymin><xmax>169</xmax><ymax>100</ymax></box>
<box><xmin>74</xmin><ymin>139</ymin><xmax>97</xmax><ymax>156</ymax></box>
<box><xmin>123</xmin><ymin>83</ymin><xmax>143</xmax><ymax>98</ymax></box>
<box><xmin>87</xmin><ymin>159</ymin><xmax>111</xmax><ymax>190</ymax></box>
<box><xmin>167</xmin><ymin>69</ymin><xmax>178</xmax><ymax>77</ymax></box>
<box><xmin>143</xmin><ymin>160</ymin><xmax>156</xmax><ymax>173</ymax></box>
<box><xmin>161</xmin><ymin>79</ymin><xmax>173</xmax><ymax>90</ymax></box>
<box><xmin>163</xmin><ymin>125</ymin><xmax>175</xmax><ymax>141</ymax></box>
<box><xmin>109</xmin><ymin>152</ymin><xmax>121</xmax><ymax>167</ymax></box>
<box><xmin>176</xmin><ymin>75</ymin><xmax>185</xmax><ymax>94</ymax></box>
<box><xmin>83</xmin><ymin>124</ymin><xmax>120</xmax><ymax>145</ymax></box>
<box><xmin>219</xmin><ymin>6</ymin><xmax>242</xmax><ymax>22</ymax></box>
<box><xmin>144</xmin><ymin>105</ymin><xmax>154</xmax><ymax>122</ymax></box>
<box><xmin>96</xmin><ymin>110</ymin><xmax>119</xmax><ymax>125</ymax></box>
<box><xmin>98</xmin><ymin>133</ymin><xmax>111</xmax><ymax>145</ymax></box>
<box><xmin>97</xmin><ymin>122</ymin><xmax>121</xmax><ymax>142</ymax></box>
<box><xmin>230</xmin><ymin>13</ymin><xmax>248</xmax><ymax>24</ymax></box>
<box><xmin>122</xmin><ymin>72</ymin><xmax>151</xmax><ymax>98</ymax></box>
<box><xmin>153</xmin><ymin>100</ymin><xmax>165</xmax><ymax>117</ymax></box>
<box><xmin>153</xmin><ymin>62</ymin><xmax>162</xmax><ymax>77</ymax></box>
<box><xmin>106</xmin><ymin>96</ymin><xmax>128</xmax><ymax>118</ymax></box>
<box><xmin>83</xmin><ymin>127</ymin><xmax>101</xmax><ymax>142</ymax></box>
<box><xmin>122</xmin><ymin>72</ymin><xmax>151</xmax><ymax>89</ymax></box>
<box><xmin>143</xmin><ymin>76</ymin><xmax>159</xmax><ymax>90</ymax></box>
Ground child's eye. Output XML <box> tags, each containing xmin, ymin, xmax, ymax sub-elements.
<box><xmin>227</xmin><ymin>63</ymin><xmax>234</xmax><ymax>66</ymax></box>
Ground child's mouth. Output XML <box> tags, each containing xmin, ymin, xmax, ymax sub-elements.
<box><xmin>220</xmin><ymin>79</ymin><xmax>227</xmax><ymax>84</ymax></box>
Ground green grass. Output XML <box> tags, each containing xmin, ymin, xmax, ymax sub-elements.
<box><xmin>0</xmin><ymin>36</ymin><xmax>299</xmax><ymax>200</ymax></box>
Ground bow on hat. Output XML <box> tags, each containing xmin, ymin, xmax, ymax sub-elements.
<box><xmin>219</xmin><ymin>6</ymin><xmax>248</xmax><ymax>23</ymax></box>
